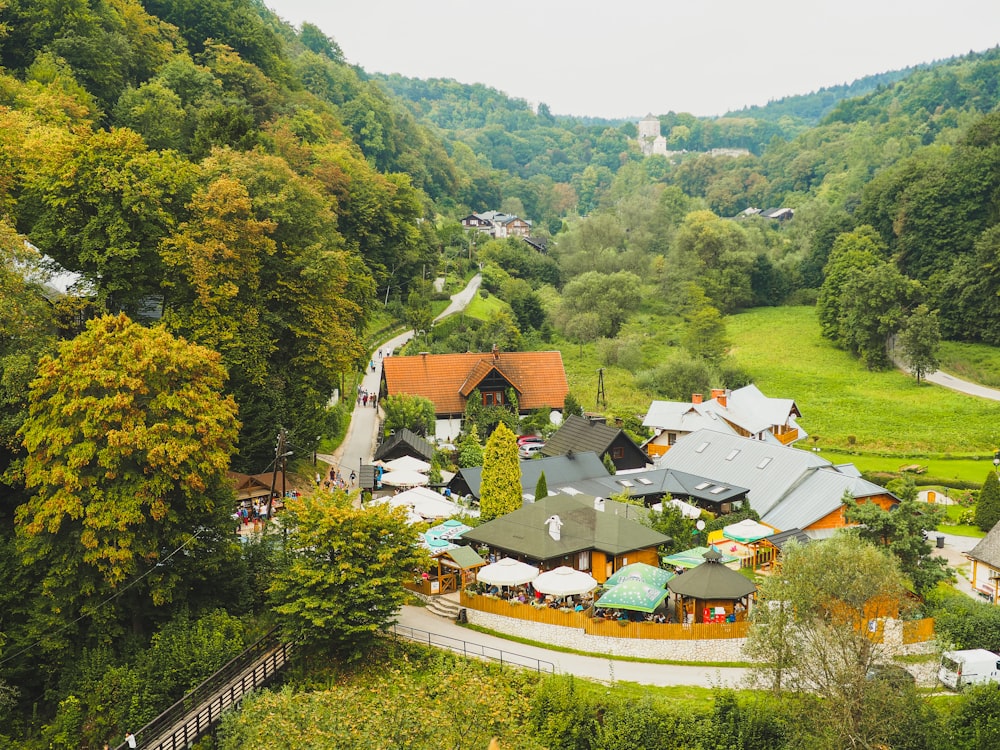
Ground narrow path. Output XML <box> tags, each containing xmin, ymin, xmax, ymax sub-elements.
<box><xmin>396</xmin><ymin>605</ymin><xmax>748</xmax><ymax>688</ymax></box>
<box><xmin>328</xmin><ymin>274</ymin><xmax>482</xmax><ymax>477</ymax></box>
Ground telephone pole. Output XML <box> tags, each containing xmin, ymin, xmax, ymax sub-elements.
<box><xmin>266</xmin><ymin>428</ymin><xmax>290</xmax><ymax>518</ymax></box>
<box><xmin>596</xmin><ymin>368</ymin><xmax>606</xmax><ymax>408</ymax></box>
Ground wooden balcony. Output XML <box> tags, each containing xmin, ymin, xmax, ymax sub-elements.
<box><xmin>775</xmin><ymin>428</ymin><xmax>799</xmax><ymax>445</ymax></box>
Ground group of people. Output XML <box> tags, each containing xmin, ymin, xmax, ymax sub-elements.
<box><xmin>235</xmin><ymin>501</ymin><xmax>269</xmax><ymax>528</ymax></box>
<box><xmin>325</xmin><ymin>467</ymin><xmax>355</xmax><ymax>490</ymax></box>
<box><xmin>356</xmin><ymin>385</ymin><xmax>377</xmax><ymax>409</ymax></box>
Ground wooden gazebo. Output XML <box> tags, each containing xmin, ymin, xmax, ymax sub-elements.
<box><xmin>667</xmin><ymin>549</ymin><xmax>756</xmax><ymax>624</ymax></box>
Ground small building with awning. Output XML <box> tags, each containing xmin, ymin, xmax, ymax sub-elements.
<box><xmin>667</xmin><ymin>548</ymin><xmax>757</xmax><ymax>624</ymax></box>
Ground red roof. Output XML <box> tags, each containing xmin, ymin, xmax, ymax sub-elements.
<box><xmin>382</xmin><ymin>351</ymin><xmax>568</xmax><ymax>415</ymax></box>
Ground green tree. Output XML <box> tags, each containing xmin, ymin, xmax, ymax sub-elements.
<box><xmin>843</xmin><ymin>479</ymin><xmax>949</xmax><ymax>596</ymax></box>
<box><xmin>641</xmin><ymin>498</ymin><xmax>694</xmax><ymax>556</ymax></box>
<box><xmin>479</xmin><ymin>421</ymin><xmax>521</xmax><ymax>521</ymax></box>
<box><xmin>897</xmin><ymin>304</ymin><xmax>941</xmax><ymax>383</ymax></box>
<box><xmin>816</xmin><ymin>226</ymin><xmax>884</xmax><ymax>341</ymax></box>
<box><xmin>975</xmin><ymin>470</ymin><xmax>1000</xmax><ymax>532</ymax></box>
<box><xmin>382</xmin><ymin>393</ymin><xmax>435</xmax><ymax>437</ymax></box>
<box><xmin>746</xmin><ymin>534</ymin><xmax>914</xmax><ymax>748</ymax></box>
<box><xmin>267</xmin><ymin>491</ymin><xmax>419</xmax><ymax>660</ymax></box>
<box><xmin>534</xmin><ymin>471</ymin><xmax>548</xmax><ymax>501</ymax></box>
<box><xmin>556</xmin><ymin>270</ymin><xmax>642</xmax><ymax>339</ymax></box>
<box><xmin>457</xmin><ymin>421</ymin><xmax>484</xmax><ymax>469</ymax></box>
<box><xmin>13</xmin><ymin>314</ymin><xmax>240</xmax><ymax>638</ymax></box>
<box><xmin>683</xmin><ymin>304</ymin><xmax>729</xmax><ymax>365</ymax></box>
<box><xmin>562</xmin><ymin>392</ymin><xmax>584</xmax><ymax>418</ymax></box>
<box><xmin>949</xmin><ymin>682</ymin><xmax>1000</xmax><ymax>749</ymax></box>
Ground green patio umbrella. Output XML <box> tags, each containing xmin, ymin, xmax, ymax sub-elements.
<box><xmin>596</xmin><ymin>579</ymin><xmax>670</xmax><ymax>613</ymax></box>
<box><xmin>604</xmin><ymin>562</ymin><xmax>674</xmax><ymax>589</ymax></box>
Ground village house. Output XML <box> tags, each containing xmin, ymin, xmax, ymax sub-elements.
<box><xmin>540</xmin><ymin>414</ymin><xmax>649</xmax><ymax>471</ymax></box>
<box><xmin>642</xmin><ymin>384</ymin><xmax>806</xmax><ymax>458</ymax></box>
<box><xmin>966</xmin><ymin>522</ymin><xmax>1000</xmax><ymax>604</ymax></box>
<box><xmin>460</xmin><ymin>210</ymin><xmax>532</xmax><ymax>238</ymax></box>
<box><xmin>656</xmin><ymin>429</ymin><xmax>898</xmax><ymax>537</ymax></box>
<box><xmin>461</xmin><ymin>493</ymin><xmax>670</xmax><ymax>583</ymax></box>
<box><xmin>380</xmin><ymin>348</ymin><xmax>568</xmax><ymax>441</ymax></box>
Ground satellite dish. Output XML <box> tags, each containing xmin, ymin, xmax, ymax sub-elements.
<box><xmin>696</xmin><ymin>520</ymin><xmax>706</xmax><ymax>531</ymax></box>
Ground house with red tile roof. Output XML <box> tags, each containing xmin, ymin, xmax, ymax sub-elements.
<box><xmin>380</xmin><ymin>348</ymin><xmax>569</xmax><ymax>440</ymax></box>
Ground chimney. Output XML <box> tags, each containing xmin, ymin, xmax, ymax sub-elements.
<box><xmin>544</xmin><ymin>515</ymin><xmax>563</xmax><ymax>541</ymax></box>
<box><xmin>594</xmin><ymin>497</ymin><xmax>605</xmax><ymax>512</ymax></box>
<box><xmin>711</xmin><ymin>388</ymin><xmax>727</xmax><ymax>407</ymax></box>
<box><xmin>692</xmin><ymin>393</ymin><xmax>703</xmax><ymax>404</ymax></box>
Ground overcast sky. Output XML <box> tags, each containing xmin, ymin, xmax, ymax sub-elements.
<box><xmin>266</xmin><ymin>1</ymin><xmax>1000</xmax><ymax>119</ymax></box>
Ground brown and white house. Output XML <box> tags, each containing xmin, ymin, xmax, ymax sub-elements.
<box><xmin>380</xmin><ymin>349</ymin><xmax>568</xmax><ymax>441</ymax></box>
<box><xmin>541</xmin><ymin>414</ymin><xmax>649</xmax><ymax>472</ymax></box>
<box><xmin>642</xmin><ymin>384</ymin><xmax>806</xmax><ymax>458</ymax></box>
<box><xmin>460</xmin><ymin>211</ymin><xmax>532</xmax><ymax>239</ymax></box>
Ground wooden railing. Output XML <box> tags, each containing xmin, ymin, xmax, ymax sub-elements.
<box><xmin>405</xmin><ymin>574</ymin><xmax>458</xmax><ymax>597</ymax></box>
<box><xmin>775</xmin><ymin>428</ymin><xmax>799</xmax><ymax>445</ymax></box>
<box><xmin>460</xmin><ymin>591</ymin><xmax>583</xmax><ymax>627</ymax></box>
<box><xmin>460</xmin><ymin>592</ymin><xmax>749</xmax><ymax>640</ymax></box>
<box><xmin>902</xmin><ymin>618</ymin><xmax>935</xmax><ymax>644</ymax></box>
<box><xmin>584</xmin><ymin>618</ymin><xmax>749</xmax><ymax>640</ymax></box>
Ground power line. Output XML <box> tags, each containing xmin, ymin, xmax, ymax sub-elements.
<box><xmin>0</xmin><ymin>529</ymin><xmax>206</xmax><ymax>667</ymax></box>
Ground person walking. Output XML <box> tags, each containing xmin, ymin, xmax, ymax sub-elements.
<box><xmin>125</xmin><ymin>731</ymin><xmax>137</xmax><ymax>749</ymax></box>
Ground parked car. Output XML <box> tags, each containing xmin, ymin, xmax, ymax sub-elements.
<box><xmin>517</xmin><ymin>435</ymin><xmax>544</xmax><ymax>446</ymax></box>
<box><xmin>866</xmin><ymin>664</ymin><xmax>916</xmax><ymax>688</ymax></box>
<box><xmin>518</xmin><ymin>443</ymin><xmax>544</xmax><ymax>459</ymax></box>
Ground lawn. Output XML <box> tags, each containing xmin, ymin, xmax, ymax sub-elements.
<box><xmin>938</xmin><ymin>340</ymin><xmax>1000</xmax><ymax>388</ymax></box>
<box><xmin>727</xmin><ymin>307</ymin><xmax>1000</xmax><ymax>456</ymax></box>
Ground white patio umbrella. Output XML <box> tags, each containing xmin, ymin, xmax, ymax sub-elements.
<box><xmin>722</xmin><ymin>518</ymin><xmax>774</xmax><ymax>543</ymax></box>
<box><xmin>532</xmin><ymin>566</ymin><xmax>599</xmax><ymax>597</ymax></box>
<box><xmin>383</xmin><ymin>455</ymin><xmax>432</xmax><ymax>473</ymax></box>
<box><xmin>379</xmin><ymin>469</ymin><xmax>430</xmax><ymax>488</ymax></box>
<box><xmin>476</xmin><ymin>557</ymin><xmax>540</xmax><ymax>587</ymax></box>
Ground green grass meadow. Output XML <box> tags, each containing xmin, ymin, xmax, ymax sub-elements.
<box><xmin>727</xmin><ymin>307</ymin><xmax>1000</xmax><ymax>456</ymax></box>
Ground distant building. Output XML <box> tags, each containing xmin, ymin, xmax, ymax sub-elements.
<box><xmin>460</xmin><ymin>210</ymin><xmax>532</xmax><ymax>238</ymax></box>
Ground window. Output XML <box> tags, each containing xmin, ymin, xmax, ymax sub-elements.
<box><xmin>725</xmin><ymin>449</ymin><xmax>740</xmax><ymax>461</ymax></box>
<box><xmin>636</xmin><ymin>477</ymin><xmax>653</xmax><ymax>485</ymax></box>
<box><xmin>695</xmin><ymin>481</ymin><xmax>711</xmax><ymax>490</ymax></box>
<box><xmin>757</xmin><ymin>457</ymin><xmax>773</xmax><ymax>469</ymax></box>
<box><xmin>710</xmin><ymin>485</ymin><xmax>728</xmax><ymax>494</ymax></box>
<box><xmin>695</xmin><ymin>441</ymin><xmax>709</xmax><ymax>453</ymax></box>
<box><xmin>611</xmin><ymin>447</ymin><xmax>625</xmax><ymax>459</ymax></box>
<box><xmin>482</xmin><ymin>391</ymin><xmax>504</xmax><ymax>406</ymax></box>
<box><xmin>667</xmin><ymin>432</ymin><xmax>678</xmax><ymax>445</ymax></box>
<box><xmin>617</xmin><ymin>479</ymin><xmax>634</xmax><ymax>488</ymax></box>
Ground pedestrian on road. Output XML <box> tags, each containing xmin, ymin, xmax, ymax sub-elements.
<box><xmin>350</xmin><ymin>470</ymin><xmax>356</xmax><ymax>486</ymax></box>
<box><xmin>125</xmin><ymin>731</ymin><xmax>137</xmax><ymax>749</ymax></box>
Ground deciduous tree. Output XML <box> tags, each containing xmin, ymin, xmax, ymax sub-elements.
<box><xmin>897</xmin><ymin>303</ymin><xmax>941</xmax><ymax>383</ymax></box>
<box><xmin>382</xmin><ymin>394</ymin><xmax>435</xmax><ymax>437</ymax></box>
<box><xmin>746</xmin><ymin>534</ymin><xmax>914</xmax><ymax>748</ymax></box>
<box><xmin>14</xmin><ymin>314</ymin><xmax>240</xmax><ymax>637</ymax></box>
<box><xmin>267</xmin><ymin>491</ymin><xmax>418</xmax><ymax>659</ymax></box>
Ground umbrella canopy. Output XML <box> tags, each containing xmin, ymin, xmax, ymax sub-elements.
<box><xmin>722</xmin><ymin>518</ymin><xmax>774</xmax><ymax>543</ymax></box>
<box><xmin>532</xmin><ymin>566</ymin><xmax>599</xmax><ymax>597</ymax></box>
<box><xmin>380</xmin><ymin>469</ymin><xmax>429</xmax><ymax>488</ymax></box>
<box><xmin>426</xmin><ymin>519</ymin><xmax>472</xmax><ymax>541</ymax></box>
<box><xmin>384</xmin><ymin>455</ymin><xmax>431</xmax><ymax>473</ymax></box>
<box><xmin>605</xmin><ymin>562</ymin><xmax>674</xmax><ymax>589</ymax></box>
<box><xmin>370</xmin><ymin>486</ymin><xmax>463</xmax><ymax>521</ymax></box>
<box><xmin>596</xmin><ymin>579</ymin><xmax>670</xmax><ymax>613</ymax></box>
<box><xmin>663</xmin><ymin>546</ymin><xmax>739</xmax><ymax>569</ymax></box>
<box><xmin>476</xmin><ymin>557</ymin><xmax>540</xmax><ymax>586</ymax></box>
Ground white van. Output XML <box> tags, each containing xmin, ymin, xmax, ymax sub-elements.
<box><xmin>938</xmin><ymin>649</ymin><xmax>1000</xmax><ymax>690</ymax></box>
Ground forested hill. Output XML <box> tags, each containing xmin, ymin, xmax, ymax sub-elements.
<box><xmin>724</xmin><ymin>66</ymin><xmax>920</xmax><ymax>124</ymax></box>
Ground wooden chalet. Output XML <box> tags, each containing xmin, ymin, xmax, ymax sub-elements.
<box><xmin>541</xmin><ymin>414</ymin><xmax>649</xmax><ymax>471</ymax></box>
<box><xmin>967</xmin><ymin>522</ymin><xmax>1000</xmax><ymax>604</ymax></box>
<box><xmin>461</xmin><ymin>494</ymin><xmax>670</xmax><ymax>584</ymax></box>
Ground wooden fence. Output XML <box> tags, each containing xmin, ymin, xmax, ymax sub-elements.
<box><xmin>460</xmin><ymin>592</ymin><xmax>749</xmax><ymax>640</ymax></box>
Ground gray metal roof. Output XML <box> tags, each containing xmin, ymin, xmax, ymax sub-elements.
<box><xmin>968</xmin><ymin>522</ymin><xmax>1000</xmax><ymax>569</ymax></box>
<box><xmin>452</xmin><ymin>451</ymin><xmax>609</xmax><ymax>499</ymax></box>
<box><xmin>656</xmin><ymin>429</ymin><xmax>894</xmax><ymax>530</ymax></box>
<box><xmin>553</xmin><ymin>466</ymin><xmax>747</xmax><ymax>507</ymax></box>
<box><xmin>541</xmin><ymin>414</ymin><xmax>640</xmax><ymax>458</ymax></box>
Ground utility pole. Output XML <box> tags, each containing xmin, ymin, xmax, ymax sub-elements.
<box><xmin>266</xmin><ymin>428</ymin><xmax>290</xmax><ymax>519</ymax></box>
<box><xmin>596</xmin><ymin>368</ymin><xmax>606</xmax><ymax>408</ymax></box>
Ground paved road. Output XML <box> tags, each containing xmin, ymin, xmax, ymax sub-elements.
<box><xmin>326</xmin><ymin>275</ymin><xmax>482</xmax><ymax>479</ymax></box>
<box><xmin>922</xmin><ymin>370</ymin><xmax>1000</xmax><ymax>401</ymax></box>
<box><xmin>396</xmin><ymin>604</ymin><xmax>748</xmax><ymax>688</ymax></box>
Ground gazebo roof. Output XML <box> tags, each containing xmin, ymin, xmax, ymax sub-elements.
<box><xmin>667</xmin><ymin>549</ymin><xmax>757</xmax><ymax>599</ymax></box>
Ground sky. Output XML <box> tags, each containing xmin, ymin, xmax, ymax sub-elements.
<box><xmin>265</xmin><ymin>1</ymin><xmax>1000</xmax><ymax>119</ymax></box>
